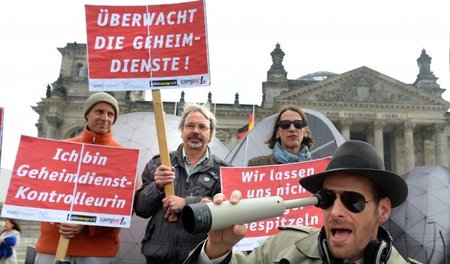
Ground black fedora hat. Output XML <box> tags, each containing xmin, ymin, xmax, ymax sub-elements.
<box><xmin>300</xmin><ymin>140</ymin><xmax>408</xmax><ymax>208</ymax></box>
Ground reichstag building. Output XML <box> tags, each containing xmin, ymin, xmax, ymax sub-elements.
<box><xmin>33</xmin><ymin>42</ymin><xmax>450</xmax><ymax>175</ymax></box>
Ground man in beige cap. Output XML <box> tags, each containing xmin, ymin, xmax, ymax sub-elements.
<box><xmin>35</xmin><ymin>92</ymin><xmax>122</xmax><ymax>264</ymax></box>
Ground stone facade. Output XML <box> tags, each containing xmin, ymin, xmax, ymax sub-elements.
<box><xmin>261</xmin><ymin>45</ymin><xmax>449</xmax><ymax>174</ymax></box>
<box><xmin>33</xmin><ymin>42</ymin><xmax>450</xmax><ymax>175</ymax></box>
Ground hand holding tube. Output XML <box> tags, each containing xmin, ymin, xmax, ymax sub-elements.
<box><xmin>182</xmin><ymin>191</ymin><xmax>324</xmax><ymax>234</ymax></box>
<box><xmin>202</xmin><ymin>191</ymin><xmax>248</xmax><ymax>260</ymax></box>
<box><xmin>184</xmin><ymin>190</ymin><xmax>329</xmax><ymax>260</ymax></box>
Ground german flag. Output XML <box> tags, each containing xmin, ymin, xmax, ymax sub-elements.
<box><xmin>237</xmin><ymin>113</ymin><xmax>254</xmax><ymax>139</ymax></box>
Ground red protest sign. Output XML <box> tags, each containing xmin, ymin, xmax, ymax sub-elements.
<box><xmin>85</xmin><ymin>0</ymin><xmax>209</xmax><ymax>91</ymax></box>
<box><xmin>220</xmin><ymin>157</ymin><xmax>331</xmax><ymax>250</ymax></box>
<box><xmin>1</xmin><ymin>136</ymin><xmax>139</xmax><ymax>228</ymax></box>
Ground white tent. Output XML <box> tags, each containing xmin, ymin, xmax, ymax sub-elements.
<box><xmin>384</xmin><ymin>165</ymin><xmax>450</xmax><ymax>264</ymax></box>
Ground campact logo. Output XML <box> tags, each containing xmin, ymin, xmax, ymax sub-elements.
<box><xmin>180</xmin><ymin>76</ymin><xmax>206</xmax><ymax>85</ymax></box>
<box><xmin>100</xmin><ymin>217</ymin><xmax>128</xmax><ymax>226</ymax></box>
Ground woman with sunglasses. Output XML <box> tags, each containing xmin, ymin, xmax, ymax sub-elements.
<box><xmin>247</xmin><ymin>106</ymin><xmax>314</xmax><ymax>166</ymax></box>
<box><xmin>184</xmin><ymin>140</ymin><xmax>409</xmax><ymax>264</ymax></box>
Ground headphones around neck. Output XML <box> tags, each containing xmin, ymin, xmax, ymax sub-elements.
<box><xmin>318</xmin><ymin>225</ymin><xmax>392</xmax><ymax>264</ymax></box>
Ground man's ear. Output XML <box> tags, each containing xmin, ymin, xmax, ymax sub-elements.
<box><xmin>378</xmin><ymin>197</ymin><xmax>391</xmax><ymax>224</ymax></box>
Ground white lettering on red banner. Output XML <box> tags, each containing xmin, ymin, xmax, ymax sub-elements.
<box><xmin>220</xmin><ymin>157</ymin><xmax>331</xmax><ymax>250</ymax></box>
<box><xmin>85</xmin><ymin>1</ymin><xmax>210</xmax><ymax>91</ymax></box>
<box><xmin>1</xmin><ymin>136</ymin><xmax>139</xmax><ymax>228</ymax></box>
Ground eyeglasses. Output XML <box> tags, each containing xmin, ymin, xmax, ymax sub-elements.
<box><xmin>184</xmin><ymin>123</ymin><xmax>209</xmax><ymax>132</ymax></box>
<box><xmin>278</xmin><ymin>120</ymin><xmax>306</xmax><ymax>129</ymax></box>
<box><xmin>315</xmin><ymin>189</ymin><xmax>371</xmax><ymax>213</ymax></box>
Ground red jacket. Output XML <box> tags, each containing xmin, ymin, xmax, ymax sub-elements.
<box><xmin>35</xmin><ymin>127</ymin><xmax>122</xmax><ymax>257</ymax></box>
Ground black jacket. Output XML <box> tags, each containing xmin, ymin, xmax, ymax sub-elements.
<box><xmin>134</xmin><ymin>144</ymin><xmax>229</xmax><ymax>263</ymax></box>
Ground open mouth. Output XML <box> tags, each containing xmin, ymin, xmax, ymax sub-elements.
<box><xmin>331</xmin><ymin>228</ymin><xmax>352</xmax><ymax>243</ymax></box>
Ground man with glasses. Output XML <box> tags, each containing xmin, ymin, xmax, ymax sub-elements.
<box><xmin>247</xmin><ymin>106</ymin><xmax>314</xmax><ymax>166</ymax></box>
<box><xmin>134</xmin><ymin>103</ymin><xmax>229</xmax><ymax>264</ymax></box>
<box><xmin>184</xmin><ymin>140</ymin><xmax>409</xmax><ymax>263</ymax></box>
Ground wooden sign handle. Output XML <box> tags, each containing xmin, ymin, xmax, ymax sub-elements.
<box><xmin>152</xmin><ymin>89</ymin><xmax>177</xmax><ymax>222</ymax></box>
<box><xmin>54</xmin><ymin>235</ymin><xmax>70</xmax><ymax>264</ymax></box>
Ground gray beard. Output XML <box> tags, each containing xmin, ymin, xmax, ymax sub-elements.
<box><xmin>187</xmin><ymin>141</ymin><xmax>204</xmax><ymax>149</ymax></box>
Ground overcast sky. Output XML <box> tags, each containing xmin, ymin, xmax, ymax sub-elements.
<box><xmin>0</xmin><ymin>0</ymin><xmax>449</xmax><ymax>170</ymax></box>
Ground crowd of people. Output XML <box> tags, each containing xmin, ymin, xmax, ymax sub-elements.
<box><xmin>2</xmin><ymin>92</ymin><xmax>412</xmax><ymax>264</ymax></box>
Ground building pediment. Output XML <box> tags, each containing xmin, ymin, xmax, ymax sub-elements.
<box><xmin>275</xmin><ymin>66</ymin><xmax>450</xmax><ymax>108</ymax></box>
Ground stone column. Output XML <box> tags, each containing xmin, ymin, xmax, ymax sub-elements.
<box><xmin>394</xmin><ymin>128</ymin><xmax>405</xmax><ymax>174</ymax></box>
<box><xmin>422</xmin><ymin>127</ymin><xmax>435</xmax><ymax>166</ymax></box>
<box><xmin>367</xmin><ymin>126</ymin><xmax>374</xmax><ymax>147</ymax></box>
<box><xmin>404</xmin><ymin>121</ymin><xmax>416</xmax><ymax>172</ymax></box>
<box><xmin>45</xmin><ymin>115</ymin><xmax>63</xmax><ymax>139</ymax></box>
<box><xmin>434</xmin><ymin>123</ymin><xmax>449</xmax><ymax>166</ymax></box>
<box><xmin>373</xmin><ymin>121</ymin><xmax>385</xmax><ymax>161</ymax></box>
<box><xmin>339</xmin><ymin>120</ymin><xmax>352</xmax><ymax>140</ymax></box>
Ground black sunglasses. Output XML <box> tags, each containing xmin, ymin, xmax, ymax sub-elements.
<box><xmin>278</xmin><ymin>120</ymin><xmax>306</xmax><ymax>129</ymax></box>
<box><xmin>315</xmin><ymin>189</ymin><xmax>370</xmax><ymax>213</ymax></box>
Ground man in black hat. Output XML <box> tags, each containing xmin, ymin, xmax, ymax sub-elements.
<box><xmin>184</xmin><ymin>140</ymin><xmax>409</xmax><ymax>264</ymax></box>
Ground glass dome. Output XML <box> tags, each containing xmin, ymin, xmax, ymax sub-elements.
<box><xmin>297</xmin><ymin>71</ymin><xmax>337</xmax><ymax>81</ymax></box>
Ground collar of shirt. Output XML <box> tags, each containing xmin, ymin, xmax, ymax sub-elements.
<box><xmin>183</xmin><ymin>147</ymin><xmax>209</xmax><ymax>176</ymax></box>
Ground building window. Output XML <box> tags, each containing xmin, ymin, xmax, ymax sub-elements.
<box><xmin>350</xmin><ymin>132</ymin><xmax>367</xmax><ymax>142</ymax></box>
<box><xmin>75</xmin><ymin>63</ymin><xmax>86</xmax><ymax>77</ymax></box>
<box><xmin>68</xmin><ymin>127</ymin><xmax>83</xmax><ymax>138</ymax></box>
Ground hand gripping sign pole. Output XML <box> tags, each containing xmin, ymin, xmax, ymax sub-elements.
<box><xmin>152</xmin><ymin>89</ymin><xmax>177</xmax><ymax>222</ymax></box>
<box><xmin>53</xmin><ymin>95</ymin><xmax>177</xmax><ymax>263</ymax></box>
